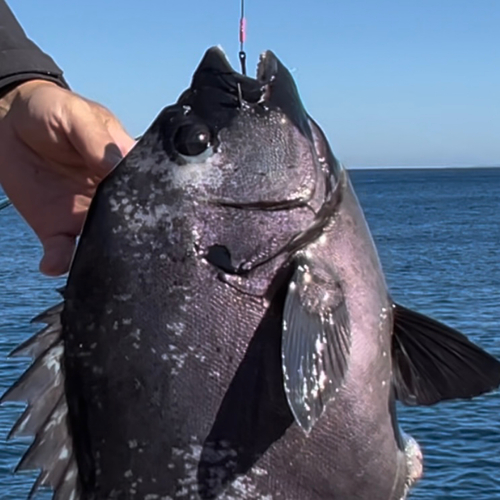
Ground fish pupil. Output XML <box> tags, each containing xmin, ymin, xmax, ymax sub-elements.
<box><xmin>174</xmin><ymin>122</ymin><xmax>211</xmax><ymax>156</ymax></box>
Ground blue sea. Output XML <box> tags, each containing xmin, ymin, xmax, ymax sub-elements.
<box><xmin>1</xmin><ymin>167</ymin><xmax>499</xmax><ymax>499</ymax></box>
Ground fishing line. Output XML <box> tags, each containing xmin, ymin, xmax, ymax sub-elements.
<box><xmin>239</xmin><ymin>0</ymin><xmax>247</xmax><ymax>75</ymax></box>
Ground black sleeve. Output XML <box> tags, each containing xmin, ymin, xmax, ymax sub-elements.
<box><xmin>0</xmin><ymin>0</ymin><xmax>69</xmax><ymax>96</ymax></box>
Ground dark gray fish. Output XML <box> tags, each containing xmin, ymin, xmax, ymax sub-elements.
<box><xmin>2</xmin><ymin>47</ymin><xmax>500</xmax><ymax>500</ymax></box>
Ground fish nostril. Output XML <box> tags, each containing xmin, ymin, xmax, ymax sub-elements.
<box><xmin>205</xmin><ymin>245</ymin><xmax>238</xmax><ymax>274</ymax></box>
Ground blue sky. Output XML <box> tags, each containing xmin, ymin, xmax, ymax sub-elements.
<box><xmin>8</xmin><ymin>0</ymin><xmax>500</xmax><ymax>168</ymax></box>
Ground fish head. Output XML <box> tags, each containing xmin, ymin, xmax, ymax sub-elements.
<box><xmin>133</xmin><ymin>46</ymin><xmax>340</xmax><ymax>208</ymax></box>
<box><xmin>100</xmin><ymin>47</ymin><xmax>343</xmax><ymax>284</ymax></box>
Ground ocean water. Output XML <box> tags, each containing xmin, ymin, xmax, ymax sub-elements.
<box><xmin>0</xmin><ymin>167</ymin><xmax>499</xmax><ymax>499</ymax></box>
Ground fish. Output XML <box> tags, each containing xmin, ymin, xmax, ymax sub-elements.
<box><xmin>2</xmin><ymin>46</ymin><xmax>500</xmax><ymax>500</ymax></box>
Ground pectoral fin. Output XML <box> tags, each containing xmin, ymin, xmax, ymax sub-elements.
<box><xmin>282</xmin><ymin>255</ymin><xmax>351</xmax><ymax>433</ymax></box>
<box><xmin>392</xmin><ymin>303</ymin><xmax>500</xmax><ymax>406</ymax></box>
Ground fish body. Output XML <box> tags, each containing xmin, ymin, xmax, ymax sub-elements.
<box><xmin>2</xmin><ymin>47</ymin><xmax>499</xmax><ymax>500</ymax></box>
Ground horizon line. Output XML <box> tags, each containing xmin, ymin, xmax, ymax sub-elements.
<box><xmin>347</xmin><ymin>164</ymin><xmax>500</xmax><ymax>171</ymax></box>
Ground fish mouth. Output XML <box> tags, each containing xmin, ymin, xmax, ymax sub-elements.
<box><xmin>189</xmin><ymin>45</ymin><xmax>280</xmax><ymax>87</ymax></box>
<box><xmin>181</xmin><ymin>46</ymin><xmax>312</xmax><ymax>141</ymax></box>
<box><xmin>202</xmin><ymin>46</ymin><xmax>284</xmax><ymax>88</ymax></box>
<box><xmin>205</xmin><ymin>46</ymin><xmax>280</xmax><ymax>84</ymax></box>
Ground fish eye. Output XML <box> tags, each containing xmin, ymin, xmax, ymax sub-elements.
<box><xmin>173</xmin><ymin>122</ymin><xmax>212</xmax><ymax>157</ymax></box>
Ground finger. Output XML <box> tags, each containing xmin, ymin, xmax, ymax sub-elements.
<box><xmin>110</xmin><ymin>126</ymin><xmax>136</xmax><ymax>158</ymax></box>
<box><xmin>86</xmin><ymin>99</ymin><xmax>136</xmax><ymax>157</ymax></box>
<box><xmin>39</xmin><ymin>234</ymin><xmax>76</xmax><ymax>276</ymax></box>
<box><xmin>63</xmin><ymin>99</ymin><xmax>123</xmax><ymax>175</ymax></box>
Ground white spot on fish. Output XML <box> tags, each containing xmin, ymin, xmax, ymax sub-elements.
<box><xmin>115</xmin><ymin>293</ymin><xmax>133</xmax><ymax>302</ymax></box>
<box><xmin>191</xmin><ymin>227</ymin><xmax>201</xmax><ymax>241</ymax></box>
<box><xmin>42</xmin><ymin>345</ymin><xmax>63</xmax><ymax>373</ymax></box>
<box><xmin>66</xmin><ymin>468</ymin><xmax>76</xmax><ymax>480</ymax></box>
<box><xmin>167</xmin><ymin>322</ymin><xmax>185</xmax><ymax>337</ymax></box>
<box><xmin>318</xmin><ymin>371</ymin><xmax>328</xmax><ymax>390</ymax></box>
<box><xmin>253</xmin><ymin>467</ymin><xmax>268</xmax><ymax>477</ymax></box>
<box><xmin>315</xmin><ymin>338</ymin><xmax>323</xmax><ymax>353</ymax></box>
<box><xmin>194</xmin><ymin>352</ymin><xmax>206</xmax><ymax>363</ymax></box>
<box><xmin>170</xmin><ymin>353</ymin><xmax>188</xmax><ymax>375</ymax></box>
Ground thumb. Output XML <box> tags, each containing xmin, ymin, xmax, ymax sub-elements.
<box><xmin>39</xmin><ymin>234</ymin><xmax>76</xmax><ymax>276</ymax></box>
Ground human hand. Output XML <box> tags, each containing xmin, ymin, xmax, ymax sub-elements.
<box><xmin>0</xmin><ymin>80</ymin><xmax>135</xmax><ymax>276</ymax></box>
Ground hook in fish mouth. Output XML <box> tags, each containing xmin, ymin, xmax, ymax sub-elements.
<box><xmin>182</xmin><ymin>46</ymin><xmax>313</xmax><ymax>144</ymax></box>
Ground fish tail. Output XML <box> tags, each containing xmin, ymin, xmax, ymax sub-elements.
<box><xmin>1</xmin><ymin>298</ymin><xmax>81</xmax><ymax>500</ymax></box>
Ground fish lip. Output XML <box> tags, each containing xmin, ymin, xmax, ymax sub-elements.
<box><xmin>255</xmin><ymin>50</ymin><xmax>313</xmax><ymax>141</ymax></box>
<box><xmin>256</xmin><ymin>50</ymin><xmax>279</xmax><ymax>84</ymax></box>
<box><xmin>182</xmin><ymin>46</ymin><xmax>264</xmax><ymax>109</ymax></box>
<box><xmin>191</xmin><ymin>46</ymin><xmax>278</xmax><ymax>82</ymax></box>
<box><xmin>196</xmin><ymin>46</ymin><xmax>237</xmax><ymax>75</ymax></box>
<box><xmin>188</xmin><ymin>46</ymin><xmax>288</xmax><ymax>101</ymax></box>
